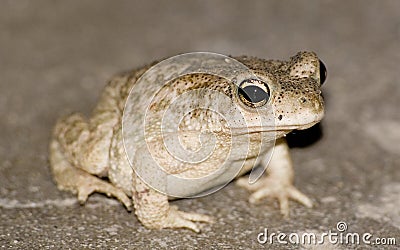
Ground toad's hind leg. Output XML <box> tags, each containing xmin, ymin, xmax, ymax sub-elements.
<box><xmin>49</xmin><ymin>114</ymin><xmax>131</xmax><ymax>210</ymax></box>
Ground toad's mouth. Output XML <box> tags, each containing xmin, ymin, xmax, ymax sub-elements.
<box><xmin>276</xmin><ymin>120</ymin><xmax>320</xmax><ymax>131</ymax></box>
<box><xmin>230</xmin><ymin>120</ymin><xmax>319</xmax><ymax>136</ymax></box>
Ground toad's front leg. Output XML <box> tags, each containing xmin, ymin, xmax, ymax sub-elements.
<box><xmin>132</xmin><ymin>175</ymin><xmax>213</xmax><ymax>233</ymax></box>
<box><xmin>236</xmin><ymin>138</ymin><xmax>313</xmax><ymax>217</ymax></box>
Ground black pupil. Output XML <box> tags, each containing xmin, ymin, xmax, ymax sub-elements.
<box><xmin>239</xmin><ymin>85</ymin><xmax>268</xmax><ymax>103</ymax></box>
<box><xmin>319</xmin><ymin>60</ymin><xmax>327</xmax><ymax>84</ymax></box>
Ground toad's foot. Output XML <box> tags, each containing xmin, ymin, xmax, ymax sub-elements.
<box><xmin>50</xmin><ymin>137</ymin><xmax>132</xmax><ymax>211</ymax></box>
<box><xmin>163</xmin><ymin>205</ymin><xmax>214</xmax><ymax>233</ymax></box>
<box><xmin>54</xmin><ymin>165</ymin><xmax>132</xmax><ymax>211</ymax></box>
<box><xmin>132</xmin><ymin>144</ymin><xmax>214</xmax><ymax>233</ymax></box>
<box><xmin>236</xmin><ymin>176</ymin><xmax>312</xmax><ymax>217</ymax></box>
<box><xmin>72</xmin><ymin>172</ymin><xmax>133</xmax><ymax>211</ymax></box>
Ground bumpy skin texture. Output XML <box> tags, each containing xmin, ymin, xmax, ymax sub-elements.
<box><xmin>49</xmin><ymin>51</ymin><xmax>325</xmax><ymax>232</ymax></box>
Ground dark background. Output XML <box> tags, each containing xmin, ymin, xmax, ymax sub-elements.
<box><xmin>1</xmin><ymin>1</ymin><xmax>399</xmax><ymax>249</ymax></box>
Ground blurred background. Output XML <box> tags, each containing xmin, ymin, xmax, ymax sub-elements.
<box><xmin>1</xmin><ymin>0</ymin><xmax>399</xmax><ymax>249</ymax></box>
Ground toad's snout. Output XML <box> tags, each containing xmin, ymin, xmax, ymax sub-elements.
<box><xmin>296</xmin><ymin>93</ymin><xmax>325</xmax><ymax>127</ymax></box>
<box><xmin>297</xmin><ymin>94</ymin><xmax>324</xmax><ymax>114</ymax></box>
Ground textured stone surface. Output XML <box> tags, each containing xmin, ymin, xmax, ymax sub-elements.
<box><xmin>1</xmin><ymin>0</ymin><xmax>399</xmax><ymax>249</ymax></box>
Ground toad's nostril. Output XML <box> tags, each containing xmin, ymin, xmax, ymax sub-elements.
<box><xmin>299</xmin><ymin>97</ymin><xmax>307</xmax><ymax>104</ymax></box>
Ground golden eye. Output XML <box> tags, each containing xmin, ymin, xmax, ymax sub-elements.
<box><xmin>238</xmin><ymin>79</ymin><xmax>270</xmax><ymax>107</ymax></box>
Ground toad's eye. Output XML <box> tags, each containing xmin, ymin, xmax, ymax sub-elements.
<box><xmin>238</xmin><ymin>79</ymin><xmax>270</xmax><ymax>107</ymax></box>
<box><xmin>319</xmin><ymin>60</ymin><xmax>327</xmax><ymax>85</ymax></box>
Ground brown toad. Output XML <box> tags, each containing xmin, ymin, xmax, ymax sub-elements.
<box><xmin>49</xmin><ymin>51</ymin><xmax>326</xmax><ymax>232</ymax></box>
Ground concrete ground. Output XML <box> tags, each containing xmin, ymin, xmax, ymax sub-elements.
<box><xmin>1</xmin><ymin>0</ymin><xmax>399</xmax><ymax>249</ymax></box>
